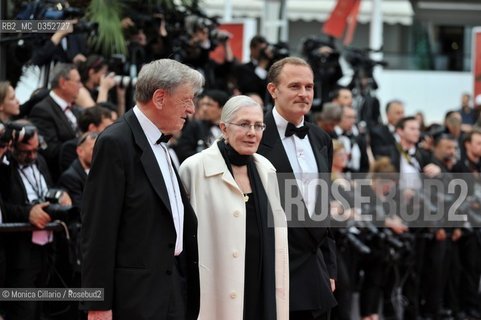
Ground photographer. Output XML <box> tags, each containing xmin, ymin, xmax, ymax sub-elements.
<box><xmin>302</xmin><ymin>38</ymin><xmax>343</xmax><ymax>112</ymax></box>
<box><xmin>235</xmin><ymin>35</ymin><xmax>270</xmax><ymax>102</ymax></box>
<box><xmin>0</xmin><ymin>120</ymin><xmax>71</xmax><ymax>320</ymax></box>
<box><xmin>30</xmin><ymin>20</ymin><xmax>88</xmax><ymax>67</ymax></box>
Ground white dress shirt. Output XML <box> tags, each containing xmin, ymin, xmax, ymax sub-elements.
<box><xmin>273</xmin><ymin>107</ymin><xmax>318</xmax><ymax>216</ymax></box>
<box><xmin>133</xmin><ymin>106</ymin><xmax>184</xmax><ymax>256</ymax></box>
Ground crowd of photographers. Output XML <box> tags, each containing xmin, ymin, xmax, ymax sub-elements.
<box><xmin>0</xmin><ymin>3</ymin><xmax>481</xmax><ymax>320</ymax></box>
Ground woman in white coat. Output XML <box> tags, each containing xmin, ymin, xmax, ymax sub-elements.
<box><xmin>179</xmin><ymin>95</ymin><xmax>289</xmax><ymax>320</ymax></box>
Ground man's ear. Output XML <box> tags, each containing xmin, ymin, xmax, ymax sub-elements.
<box><xmin>153</xmin><ymin>89</ymin><xmax>166</xmax><ymax>109</ymax></box>
<box><xmin>267</xmin><ymin>82</ymin><xmax>277</xmax><ymax>99</ymax></box>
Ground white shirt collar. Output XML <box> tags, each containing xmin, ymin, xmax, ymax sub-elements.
<box><xmin>272</xmin><ymin>106</ymin><xmax>305</xmax><ymax>140</ymax></box>
<box><xmin>133</xmin><ymin>105</ymin><xmax>163</xmax><ymax>146</ymax></box>
<box><xmin>50</xmin><ymin>91</ymin><xmax>70</xmax><ymax>111</ymax></box>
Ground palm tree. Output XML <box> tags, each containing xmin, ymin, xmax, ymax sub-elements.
<box><xmin>86</xmin><ymin>0</ymin><xmax>201</xmax><ymax>56</ymax></box>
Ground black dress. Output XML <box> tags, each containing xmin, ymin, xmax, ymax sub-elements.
<box><xmin>243</xmin><ymin>193</ymin><xmax>263</xmax><ymax>320</ymax></box>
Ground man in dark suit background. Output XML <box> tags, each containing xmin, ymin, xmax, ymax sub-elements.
<box><xmin>257</xmin><ymin>57</ymin><xmax>337</xmax><ymax>320</ymax></box>
<box><xmin>235</xmin><ymin>35</ymin><xmax>270</xmax><ymax>102</ymax></box>
<box><xmin>81</xmin><ymin>59</ymin><xmax>204</xmax><ymax>320</ymax></box>
<box><xmin>369</xmin><ymin>99</ymin><xmax>405</xmax><ymax>158</ymax></box>
<box><xmin>58</xmin><ymin>131</ymin><xmax>97</xmax><ymax>209</ymax></box>
<box><xmin>29</xmin><ymin>63</ymin><xmax>82</xmax><ymax>180</ymax></box>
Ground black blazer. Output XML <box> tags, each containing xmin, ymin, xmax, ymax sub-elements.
<box><xmin>369</xmin><ymin>124</ymin><xmax>397</xmax><ymax>159</ymax></box>
<box><xmin>235</xmin><ymin>61</ymin><xmax>268</xmax><ymax>99</ymax></box>
<box><xmin>175</xmin><ymin>120</ymin><xmax>215</xmax><ymax>163</ymax></box>
<box><xmin>81</xmin><ymin>109</ymin><xmax>199</xmax><ymax>320</ymax></box>
<box><xmin>0</xmin><ymin>155</ymin><xmax>53</xmax><ymax>268</ymax></box>
<box><xmin>29</xmin><ymin>95</ymin><xmax>79</xmax><ymax>179</ymax></box>
<box><xmin>58</xmin><ymin>158</ymin><xmax>87</xmax><ymax>209</ymax></box>
<box><xmin>257</xmin><ymin>111</ymin><xmax>337</xmax><ymax>313</ymax></box>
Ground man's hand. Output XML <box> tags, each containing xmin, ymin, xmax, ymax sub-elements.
<box><xmin>88</xmin><ymin>310</ymin><xmax>112</xmax><ymax>320</ymax></box>
<box><xmin>58</xmin><ymin>191</ymin><xmax>72</xmax><ymax>206</ymax></box>
<box><xmin>330</xmin><ymin>279</ymin><xmax>336</xmax><ymax>292</ymax></box>
<box><xmin>29</xmin><ymin>203</ymin><xmax>51</xmax><ymax>229</ymax></box>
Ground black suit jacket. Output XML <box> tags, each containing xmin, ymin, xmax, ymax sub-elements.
<box><xmin>58</xmin><ymin>158</ymin><xmax>87</xmax><ymax>209</ymax></box>
<box><xmin>369</xmin><ymin>124</ymin><xmax>397</xmax><ymax>159</ymax></box>
<box><xmin>257</xmin><ymin>111</ymin><xmax>337</xmax><ymax>313</ymax></box>
<box><xmin>29</xmin><ymin>95</ymin><xmax>80</xmax><ymax>180</ymax></box>
<box><xmin>175</xmin><ymin>120</ymin><xmax>215</xmax><ymax>163</ymax></box>
<box><xmin>235</xmin><ymin>61</ymin><xmax>268</xmax><ymax>100</ymax></box>
<box><xmin>81</xmin><ymin>109</ymin><xmax>199</xmax><ymax>320</ymax></box>
<box><xmin>0</xmin><ymin>155</ymin><xmax>53</xmax><ymax>268</ymax></box>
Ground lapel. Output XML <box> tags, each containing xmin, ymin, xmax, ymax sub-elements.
<box><xmin>202</xmin><ymin>143</ymin><xmax>242</xmax><ymax>194</ymax></box>
<box><xmin>48</xmin><ymin>96</ymin><xmax>77</xmax><ymax>137</ymax></box>
<box><xmin>306</xmin><ymin>122</ymin><xmax>329</xmax><ymax>173</ymax></box>
<box><xmin>260</xmin><ymin>111</ymin><xmax>294</xmax><ymax>173</ymax></box>
<box><xmin>72</xmin><ymin>159</ymin><xmax>87</xmax><ymax>183</ymax></box>
<box><xmin>124</xmin><ymin>110</ymin><xmax>173</xmax><ymax>216</ymax></box>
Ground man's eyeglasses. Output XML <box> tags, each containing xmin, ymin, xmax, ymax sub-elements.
<box><xmin>228</xmin><ymin>122</ymin><xmax>266</xmax><ymax>132</ymax></box>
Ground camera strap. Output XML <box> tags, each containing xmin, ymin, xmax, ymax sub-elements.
<box><xmin>19</xmin><ymin>164</ymin><xmax>47</xmax><ymax>202</ymax></box>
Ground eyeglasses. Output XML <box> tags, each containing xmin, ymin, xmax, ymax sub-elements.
<box><xmin>228</xmin><ymin>122</ymin><xmax>266</xmax><ymax>132</ymax></box>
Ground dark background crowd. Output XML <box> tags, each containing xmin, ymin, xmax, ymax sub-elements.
<box><xmin>0</xmin><ymin>1</ymin><xmax>481</xmax><ymax>320</ymax></box>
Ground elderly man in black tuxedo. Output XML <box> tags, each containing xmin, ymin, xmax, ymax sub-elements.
<box><xmin>29</xmin><ymin>63</ymin><xmax>82</xmax><ymax>180</ymax></box>
<box><xmin>257</xmin><ymin>57</ymin><xmax>337</xmax><ymax>320</ymax></box>
<box><xmin>81</xmin><ymin>59</ymin><xmax>204</xmax><ymax>320</ymax></box>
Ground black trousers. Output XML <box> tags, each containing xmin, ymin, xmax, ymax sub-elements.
<box><xmin>166</xmin><ymin>255</ymin><xmax>187</xmax><ymax>320</ymax></box>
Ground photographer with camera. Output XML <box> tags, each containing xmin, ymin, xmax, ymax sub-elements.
<box><xmin>29</xmin><ymin>18</ymin><xmax>88</xmax><ymax>67</ymax></box>
<box><xmin>302</xmin><ymin>37</ymin><xmax>343</xmax><ymax>113</ymax></box>
<box><xmin>0</xmin><ymin>120</ymin><xmax>71</xmax><ymax>320</ymax></box>
<box><xmin>235</xmin><ymin>35</ymin><xmax>271</xmax><ymax>103</ymax></box>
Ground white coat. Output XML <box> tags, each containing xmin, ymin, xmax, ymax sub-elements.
<box><xmin>179</xmin><ymin>142</ymin><xmax>289</xmax><ymax>320</ymax></box>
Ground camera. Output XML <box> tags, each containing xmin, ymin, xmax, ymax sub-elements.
<box><xmin>0</xmin><ymin>122</ymin><xmax>37</xmax><ymax>148</ymax></box>
<box><xmin>42</xmin><ymin>188</ymin><xmax>78</xmax><ymax>222</ymax></box>
<box><xmin>16</xmin><ymin>0</ymin><xmax>97</xmax><ymax>34</ymax></box>
<box><xmin>259</xmin><ymin>42</ymin><xmax>290</xmax><ymax>65</ymax></box>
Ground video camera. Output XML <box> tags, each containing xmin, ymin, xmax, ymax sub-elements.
<box><xmin>259</xmin><ymin>42</ymin><xmax>290</xmax><ymax>65</ymax></box>
<box><xmin>302</xmin><ymin>37</ymin><xmax>341</xmax><ymax>70</ymax></box>
<box><xmin>0</xmin><ymin>122</ymin><xmax>37</xmax><ymax>148</ymax></box>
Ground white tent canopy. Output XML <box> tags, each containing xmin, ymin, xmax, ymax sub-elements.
<box><xmin>203</xmin><ymin>0</ymin><xmax>414</xmax><ymax>26</ymax></box>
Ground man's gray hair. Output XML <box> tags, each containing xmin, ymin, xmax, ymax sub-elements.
<box><xmin>135</xmin><ymin>59</ymin><xmax>205</xmax><ymax>103</ymax></box>
<box><xmin>221</xmin><ymin>95</ymin><xmax>262</xmax><ymax>124</ymax></box>
<box><xmin>50</xmin><ymin>63</ymin><xmax>77</xmax><ymax>89</ymax></box>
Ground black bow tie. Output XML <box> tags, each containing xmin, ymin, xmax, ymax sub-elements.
<box><xmin>156</xmin><ymin>134</ymin><xmax>172</xmax><ymax>144</ymax></box>
<box><xmin>285</xmin><ymin>122</ymin><xmax>309</xmax><ymax>139</ymax></box>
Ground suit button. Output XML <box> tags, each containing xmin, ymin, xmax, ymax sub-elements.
<box><xmin>233</xmin><ymin>211</ymin><xmax>240</xmax><ymax>218</ymax></box>
<box><xmin>230</xmin><ymin>291</ymin><xmax>237</xmax><ymax>299</ymax></box>
<box><xmin>232</xmin><ymin>250</ymin><xmax>239</xmax><ymax>258</ymax></box>
<box><xmin>166</xmin><ymin>270</ymin><xmax>172</xmax><ymax>275</ymax></box>
<box><xmin>168</xmin><ymin>243</ymin><xmax>174</xmax><ymax>249</ymax></box>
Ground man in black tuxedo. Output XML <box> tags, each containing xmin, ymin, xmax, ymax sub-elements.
<box><xmin>369</xmin><ymin>99</ymin><xmax>405</xmax><ymax>158</ymax></box>
<box><xmin>257</xmin><ymin>57</ymin><xmax>337</xmax><ymax>320</ymax></box>
<box><xmin>81</xmin><ymin>59</ymin><xmax>204</xmax><ymax>320</ymax></box>
<box><xmin>29</xmin><ymin>63</ymin><xmax>82</xmax><ymax>180</ymax></box>
<box><xmin>58</xmin><ymin>132</ymin><xmax>97</xmax><ymax>209</ymax></box>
